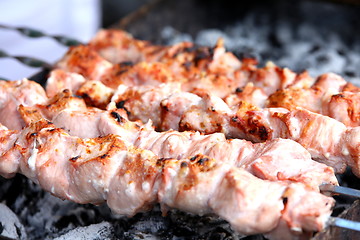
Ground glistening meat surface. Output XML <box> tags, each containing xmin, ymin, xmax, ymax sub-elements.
<box><xmin>14</xmin><ymin>89</ymin><xmax>338</xmax><ymax>190</ymax></box>
<box><xmin>50</xmin><ymin>29</ymin><xmax>360</xmax><ymax>129</ymax></box>
<box><xmin>0</xmin><ymin>119</ymin><xmax>335</xmax><ymax>237</ymax></box>
<box><xmin>79</xmin><ymin>81</ymin><xmax>359</xmax><ymax>176</ymax></box>
<box><xmin>267</xmin><ymin>72</ymin><xmax>360</xmax><ymax>127</ymax></box>
<box><xmin>52</xmin><ymin>30</ymin><xmax>306</xmax><ymax>101</ymax></box>
<box><xmin>0</xmin><ymin>79</ymin><xmax>47</xmax><ymax>130</ymax></box>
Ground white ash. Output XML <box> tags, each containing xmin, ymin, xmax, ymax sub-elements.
<box><xmin>51</xmin><ymin>222</ymin><xmax>114</xmax><ymax>240</ymax></box>
<box><xmin>13</xmin><ymin>182</ymin><xmax>93</xmax><ymax>237</ymax></box>
<box><xmin>0</xmin><ymin>203</ymin><xmax>27</xmax><ymax>239</ymax></box>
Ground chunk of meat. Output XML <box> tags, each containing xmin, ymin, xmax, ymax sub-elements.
<box><xmin>210</xmin><ymin>169</ymin><xmax>334</xmax><ymax>235</ymax></box>
<box><xmin>159</xmin><ymin>154</ymin><xmax>233</xmax><ymax>215</ymax></box>
<box><xmin>267</xmin><ymin>73</ymin><xmax>360</xmax><ymax>127</ymax></box>
<box><xmin>76</xmin><ymin>80</ymin><xmax>114</xmax><ymax>109</ymax></box>
<box><xmin>224</xmin><ymin>82</ymin><xmax>268</xmax><ymax>108</ymax></box>
<box><xmin>247</xmin><ymin>62</ymin><xmax>297</xmax><ymax>95</ymax></box>
<box><xmin>0</xmin><ymin>79</ymin><xmax>47</xmax><ymax>130</ymax></box>
<box><xmin>101</xmin><ymin>62</ymin><xmax>182</xmax><ymax>89</ymax></box>
<box><xmin>267</xmin><ymin>87</ymin><xmax>324</xmax><ymax>112</ymax></box>
<box><xmin>280</xmin><ymin>183</ymin><xmax>334</xmax><ymax>232</ymax></box>
<box><xmin>111</xmin><ymin>83</ymin><xmax>182</xmax><ymax>127</ymax></box>
<box><xmin>0</xmin><ymin>119</ymin><xmax>160</xmax><ymax>215</ymax></box>
<box><xmin>56</xmin><ymin>45</ymin><xmax>112</xmax><ymax>81</ymax></box>
<box><xmin>229</xmin><ymin>107</ymin><xmax>352</xmax><ymax>173</ymax></box>
<box><xmin>159</xmin><ymin>91</ymin><xmax>202</xmax><ymax>131</ymax></box>
<box><xmin>327</xmin><ymin>92</ymin><xmax>360</xmax><ymax>127</ymax></box>
<box><xmin>179</xmin><ymin>93</ymin><xmax>233</xmax><ymax>134</ymax></box>
<box><xmin>106</xmin><ymin>147</ymin><xmax>160</xmax><ymax>216</ymax></box>
<box><xmin>46</xmin><ymin>69</ymin><xmax>86</xmax><ymax>98</ymax></box>
<box><xmin>0</xmin><ymin>126</ymin><xmax>19</xmax><ymax>178</ymax></box>
<box><xmin>88</xmin><ymin>29</ymin><xmax>155</xmax><ymax>63</ymax></box>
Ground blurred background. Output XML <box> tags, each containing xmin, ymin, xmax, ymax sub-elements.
<box><xmin>0</xmin><ymin>0</ymin><xmax>149</xmax><ymax>80</ymax></box>
<box><xmin>0</xmin><ymin>0</ymin><xmax>360</xmax><ymax>83</ymax></box>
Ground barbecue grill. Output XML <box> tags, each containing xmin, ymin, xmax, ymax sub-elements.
<box><xmin>0</xmin><ymin>0</ymin><xmax>360</xmax><ymax>239</ymax></box>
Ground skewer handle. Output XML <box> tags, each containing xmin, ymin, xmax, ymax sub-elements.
<box><xmin>320</xmin><ymin>184</ymin><xmax>360</xmax><ymax>198</ymax></box>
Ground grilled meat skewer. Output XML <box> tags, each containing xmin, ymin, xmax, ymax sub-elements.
<box><xmin>52</xmin><ymin>29</ymin><xmax>307</xmax><ymax>100</ymax></box>
<box><xmin>53</xmin><ymin>49</ymin><xmax>360</xmax><ymax>131</ymax></box>
<box><xmin>50</xmin><ymin>29</ymin><xmax>360</xmax><ymax>129</ymax></box>
<box><xmin>6</xmin><ymin>85</ymin><xmax>337</xmax><ymax>191</ymax></box>
<box><xmin>267</xmin><ymin>73</ymin><xmax>360</xmax><ymax>127</ymax></box>
<box><xmin>0</xmin><ymin>78</ymin><xmax>347</xmax><ymax>190</ymax></box>
<box><xmin>180</xmin><ymin>98</ymin><xmax>360</xmax><ymax>176</ymax></box>
<box><xmin>73</xmin><ymin>81</ymin><xmax>359</xmax><ymax>176</ymax></box>
<box><xmin>0</xmin><ymin>119</ymin><xmax>336</xmax><ymax>238</ymax></box>
<box><xmin>53</xmin><ymin>46</ymin><xmax>244</xmax><ymax>99</ymax></box>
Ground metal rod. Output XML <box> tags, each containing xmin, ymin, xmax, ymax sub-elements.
<box><xmin>0</xmin><ymin>24</ymin><xmax>83</xmax><ymax>47</ymax></box>
<box><xmin>0</xmin><ymin>49</ymin><xmax>52</xmax><ymax>69</ymax></box>
<box><xmin>320</xmin><ymin>184</ymin><xmax>360</xmax><ymax>198</ymax></box>
<box><xmin>328</xmin><ymin>217</ymin><xmax>360</xmax><ymax>232</ymax></box>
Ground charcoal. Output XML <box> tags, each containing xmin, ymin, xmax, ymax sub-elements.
<box><xmin>0</xmin><ymin>203</ymin><xmax>27</xmax><ymax>240</ymax></box>
<box><xmin>52</xmin><ymin>222</ymin><xmax>114</xmax><ymax>240</ymax></box>
<box><xmin>0</xmin><ymin>177</ymin><xmax>13</xmax><ymax>200</ymax></box>
<box><xmin>129</xmin><ymin>215</ymin><xmax>169</xmax><ymax>234</ymax></box>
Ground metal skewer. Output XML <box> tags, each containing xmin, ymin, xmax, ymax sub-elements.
<box><xmin>0</xmin><ymin>50</ymin><xmax>52</xmax><ymax>70</ymax></box>
<box><xmin>320</xmin><ymin>184</ymin><xmax>360</xmax><ymax>198</ymax></box>
<box><xmin>328</xmin><ymin>217</ymin><xmax>360</xmax><ymax>232</ymax></box>
<box><xmin>0</xmin><ymin>24</ymin><xmax>83</xmax><ymax>47</ymax></box>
